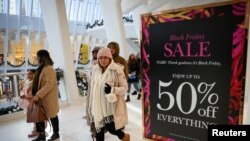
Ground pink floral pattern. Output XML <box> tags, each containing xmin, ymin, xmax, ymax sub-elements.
<box><xmin>141</xmin><ymin>2</ymin><xmax>247</xmax><ymax>140</ymax></box>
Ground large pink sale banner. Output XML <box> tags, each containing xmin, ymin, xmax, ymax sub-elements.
<box><xmin>141</xmin><ymin>1</ymin><xmax>249</xmax><ymax>141</ymax></box>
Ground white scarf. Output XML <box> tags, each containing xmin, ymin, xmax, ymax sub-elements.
<box><xmin>91</xmin><ymin>62</ymin><xmax>116</xmax><ymax>132</ymax></box>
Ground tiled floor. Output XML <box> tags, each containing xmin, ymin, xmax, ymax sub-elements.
<box><xmin>0</xmin><ymin>95</ymin><xmax>146</xmax><ymax>141</ymax></box>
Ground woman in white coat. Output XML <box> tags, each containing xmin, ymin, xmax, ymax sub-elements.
<box><xmin>87</xmin><ymin>48</ymin><xmax>130</xmax><ymax>141</ymax></box>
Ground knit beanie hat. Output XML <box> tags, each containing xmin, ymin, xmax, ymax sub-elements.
<box><xmin>97</xmin><ymin>48</ymin><xmax>113</xmax><ymax>59</ymax></box>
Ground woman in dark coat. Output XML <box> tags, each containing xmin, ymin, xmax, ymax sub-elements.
<box><xmin>126</xmin><ymin>53</ymin><xmax>141</xmax><ymax>102</ymax></box>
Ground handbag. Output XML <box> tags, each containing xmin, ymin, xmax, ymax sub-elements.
<box><xmin>26</xmin><ymin>102</ymin><xmax>48</xmax><ymax>123</ymax></box>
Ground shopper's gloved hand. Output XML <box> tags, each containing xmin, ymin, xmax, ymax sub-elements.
<box><xmin>104</xmin><ymin>83</ymin><xmax>111</xmax><ymax>94</ymax></box>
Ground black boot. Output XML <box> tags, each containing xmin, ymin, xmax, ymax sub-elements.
<box><xmin>137</xmin><ymin>93</ymin><xmax>141</xmax><ymax>100</ymax></box>
<box><xmin>125</xmin><ymin>95</ymin><xmax>130</xmax><ymax>102</ymax></box>
<box><xmin>32</xmin><ymin>133</ymin><xmax>45</xmax><ymax>141</ymax></box>
<box><xmin>47</xmin><ymin>133</ymin><xmax>60</xmax><ymax>141</ymax></box>
<box><xmin>131</xmin><ymin>91</ymin><xmax>137</xmax><ymax>95</ymax></box>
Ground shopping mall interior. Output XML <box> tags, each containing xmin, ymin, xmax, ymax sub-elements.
<box><xmin>1</xmin><ymin>0</ymin><xmax>250</xmax><ymax>141</ymax></box>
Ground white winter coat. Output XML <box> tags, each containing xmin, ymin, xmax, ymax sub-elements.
<box><xmin>87</xmin><ymin>61</ymin><xmax>128</xmax><ymax>130</ymax></box>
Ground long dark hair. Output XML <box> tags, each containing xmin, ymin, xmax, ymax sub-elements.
<box><xmin>107</xmin><ymin>41</ymin><xmax>120</xmax><ymax>56</ymax></box>
<box><xmin>37</xmin><ymin>49</ymin><xmax>54</xmax><ymax>66</ymax></box>
<box><xmin>127</xmin><ymin>53</ymin><xmax>136</xmax><ymax>66</ymax></box>
<box><xmin>32</xmin><ymin>50</ymin><xmax>54</xmax><ymax>96</ymax></box>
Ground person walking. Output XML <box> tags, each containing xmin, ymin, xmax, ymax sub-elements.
<box><xmin>92</xmin><ymin>46</ymin><xmax>102</xmax><ymax>65</ymax></box>
<box><xmin>126</xmin><ymin>53</ymin><xmax>141</xmax><ymax>102</ymax></box>
<box><xmin>85</xmin><ymin>46</ymin><xmax>102</xmax><ymax>120</ymax></box>
<box><xmin>31</xmin><ymin>49</ymin><xmax>60</xmax><ymax>141</ymax></box>
<box><xmin>87</xmin><ymin>48</ymin><xmax>130</xmax><ymax>141</ymax></box>
<box><xmin>107</xmin><ymin>42</ymin><xmax>128</xmax><ymax>80</ymax></box>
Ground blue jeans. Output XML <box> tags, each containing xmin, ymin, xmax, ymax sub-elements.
<box><xmin>127</xmin><ymin>82</ymin><xmax>140</xmax><ymax>93</ymax></box>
